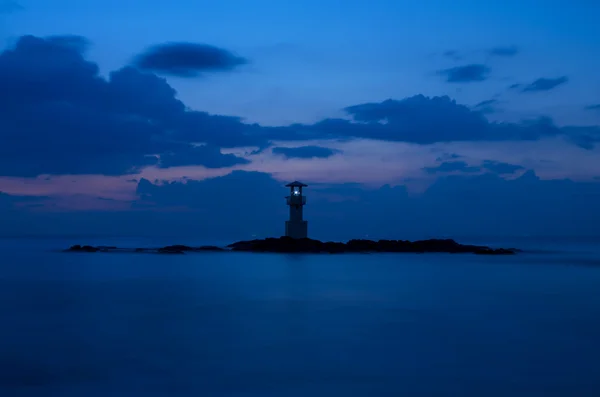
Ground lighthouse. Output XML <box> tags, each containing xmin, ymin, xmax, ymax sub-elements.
<box><xmin>285</xmin><ymin>181</ymin><xmax>308</xmax><ymax>239</ymax></box>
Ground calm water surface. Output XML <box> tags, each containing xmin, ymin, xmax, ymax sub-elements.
<box><xmin>1</xmin><ymin>237</ymin><xmax>599</xmax><ymax>396</ymax></box>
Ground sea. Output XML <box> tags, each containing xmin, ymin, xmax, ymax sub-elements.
<box><xmin>1</xmin><ymin>236</ymin><xmax>599</xmax><ymax>397</ymax></box>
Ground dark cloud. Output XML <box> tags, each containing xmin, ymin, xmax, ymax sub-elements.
<box><xmin>424</xmin><ymin>159</ymin><xmax>524</xmax><ymax>176</ymax></box>
<box><xmin>423</xmin><ymin>161</ymin><xmax>480</xmax><ymax>174</ymax></box>
<box><xmin>0</xmin><ymin>191</ymin><xmax>48</xmax><ymax>210</ymax></box>
<box><xmin>585</xmin><ymin>104</ymin><xmax>600</xmax><ymax>111</ymax></box>
<box><xmin>133</xmin><ymin>42</ymin><xmax>248</xmax><ymax>77</ymax></box>
<box><xmin>0</xmin><ymin>35</ymin><xmax>259</xmax><ymax>177</ymax></box>
<box><xmin>508</xmin><ymin>83</ymin><xmax>522</xmax><ymax>90</ymax></box>
<box><xmin>0</xmin><ymin>0</ymin><xmax>22</xmax><ymax>13</ymax></box>
<box><xmin>170</xmin><ymin>111</ymin><xmax>268</xmax><ymax>148</ymax></box>
<box><xmin>442</xmin><ymin>50</ymin><xmax>463</xmax><ymax>61</ymax></box>
<box><xmin>294</xmin><ymin>96</ymin><xmax>584</xmax><ymax>147</ymax></box>
<box><xmin>560</xmin><ymin>126</ymin><xmax>600</xmax><ymax>150</ymax></box>
<box><xmin>475</xmin><ymin>99</ymin><xmax>497</xmax><ymax>107</ymax></box>
<box><xmin>314</xmin><ymin>95</ymin><xmax>561</xmax><ymax>144</ymax></box>
<box><xmin>271</xmin><ymin>146</ymin><xmax>341</xmax><ymax>159</ymax></box>
<box><xmin>437</xmin><ymin>64</ymin><xmax>490</xmax><ymax>83</ymax></box>
<box><xmin>45</xmin><ymin>35</ymin><xmax>91</xmax><ymax>53</ymax></box>
<box><xmin>521</xmin><ymin>76</ymin><xmax>568</xmax><ymax>92</ymax></box>
<box><xmin>473</xmin><ymin>99</ymin><xmax>498</xmax><ymax>114</ymax></box>
<box><xmin>481</xmin><ymin>160</ymin><xmax>524</xmax><ymax>174</ymax></box>
<box><xmin>3</xmin><ymin>170</ymin><xmax>599</xmax><ymax>239</ymax></box>
<box><xmin>134</xmin><ymin>171</ymin><xmax>285</xmax><ymax>238</ymax></box>
<box><xmin>488</xmin><ymin>46</ymin><xmax>519</xmax><ymax>57</ymax></box>
<box><xmin>0</xmin><ymin>35</ymin><xmax>593</xmax><ymax>179</ymax></box>
<box><xmin>435</xmin><ymin>153</ymin><xmax>462</xmax><ymax>162</ymax></box>
<box><xmin>158</xmin><ymin>145</ymin><xmax>249</xmax><ymax>169</ymax></box>
<box><xmin>127</xmin><ymin>170</ymin><xmax>600</xmax><ymax>239</ymax></box>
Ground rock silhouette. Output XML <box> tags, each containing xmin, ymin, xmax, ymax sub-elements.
<box><xmin>66</xmin><ymin>237</ymin><xmax>516</xmax><ymax>255</ymax></box>
<box><xmin>227</xmin><ymin>237</ymin><xmax>516</xmax><ymax>254</ymax></box>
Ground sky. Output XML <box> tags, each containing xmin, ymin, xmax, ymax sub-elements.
<box><xmin>0</xmin><ymin>0</ymin><xmax>599</xmax><ymax>239</ymax></box>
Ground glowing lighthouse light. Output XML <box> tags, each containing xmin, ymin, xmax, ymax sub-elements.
<box><xmin>284</xmin><ymin>181</ymin><xmax>308</xmax><ymax>239</ymax></box>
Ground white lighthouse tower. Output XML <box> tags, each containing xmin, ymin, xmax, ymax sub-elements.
<box><xmin>285</xmin><ymin>181</ymin><xmax>308</xmax><ymax>239</ymax></box>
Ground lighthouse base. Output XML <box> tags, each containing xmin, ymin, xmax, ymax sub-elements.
<box><xmin>285</xmin><ymin>221</ymin><xmax>308</xmax><ymax>239</ymax></box>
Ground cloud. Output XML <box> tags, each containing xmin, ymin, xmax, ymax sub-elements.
<box><xmin>435</xmin><ymin>153</ymin><xmax>462</xmax><ymax>162</ymax></box>
<box><xmin>271</xmin><ymin>145</ymin><xmax>341</xmax><ymax>159</ymax></box>
<box><xmin>481</xmin><ymin>160</ymin><xmax>524</xmax><ymax>174</ymax></box>
<box><xmin>314</xmin><ymin>95</ymin><xmax>561</xmax><ymax>145</ymax></box>
<box><xmin>0</xmin><ymin>35</ymin><xmax>260</xmax><ymax>177</ymax></box>
<box><xmin>437</xmin><ymin>64</ymin><xmax>490</xmax><ymax>83</ymax></box>
<box><xmin>423</xmin><ymin>161</ymin><xmax>480</xmax><ymax>174</ymax></box>
<box><xmin>475</xmin><ymin>99</ymin><xmax>497</xmax><ymax>108</ymax></box>
<box><xmin>158</xmin><ymin>145</ymin><xmax>249</xmax><ymax>168</ymax></box>
<box><xmin>521</xmin><ymin>76</ymin><xmax>568</xmax><ymax>92</ymax></box>
<box><xmin>0</xmin><ymin>191</ymin><xmax>48</xmax><ymax>210</ymax></box>
<box><xmin>0</xmin><ymin>0</ymin><xmax>22</xmax><ymax>14</ymax></box>
<box><xmin>133</xmin><ymin>42</ymin><xmax>248</xmax><ymax>77</ymax></box>
<box><xmin>422</xmin><ymin>159</ymin><xmax>523</xmax><ymax>177</ymax></box>
<box><xmin>45</xmin><ymin>35</ymin><xmax>91</xmax><ymax>53</ymax></box>
<box><xmin>442</xmin><ymin>46</ymin><xmax>519</xmax><ymax>61</ymax></box>
<box><xmin>585</xmin><ymin>104</ymin><xmax>600</xmax><ymax>111</ymax></box>
<box><xmin>2</xmin><ymin>168</ymin><xmax>600</xmax><ymax>239</ymax></box>
<box><xmin>488</xmin><ymin>46</ymin><xmax>519</xmax><ymax>57</ymax></box>
<box><xmin>133</xmin><ymin>171</ymin><xmax>285</xmax><ymax>237</ymax></box>
<box><xmin>473</xmin><ymin>99</ymin><xmax>498</xmax><ymax>114</ymax></box>
<box><xmin>560</xmin><ymin>126</ymin><xmax>600</xmax><ymax>150</ymax></box>
<box><xmin>0</xmin><ymin>35</ymin><xmax>594</xmax><ymax>180</ymax></box>
<box><xmin>442</xmin><ymin>50</ymin><xmax>462</xmax><ymax>61</ymax></box>
<box><xmin>127</xmin><ymin>170</ymin><xmax>600</xmax><ymax>239</ymax></box>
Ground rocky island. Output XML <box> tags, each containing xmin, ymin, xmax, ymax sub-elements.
<box><xmin>66</xmin><ymin>236</ymin><xmax>517</xmax><ymax>255</ymax></box>
<box><xmin>66</xmin><ymin>182</ymin><xmax>519</xmax><ymax>256</ymax></box>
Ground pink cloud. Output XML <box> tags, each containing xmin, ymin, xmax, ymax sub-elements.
<box><xmin>0</xmin><ymin>174</ymin><xmax>136</xmax><ymax>199</ymax></box>
<box><xmin>1</xmin><ymin>137</ymin><xmax>598</xmax><ymax>212</ymax></box>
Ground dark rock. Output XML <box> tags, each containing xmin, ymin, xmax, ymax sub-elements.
<box><xmin>227</xmin><ymin>236</ymin><xmax>516</xmax><ymax>255</ymax></box>
<box><xmin>66</xmin><ymin>244</ymin><xmax>99</xmax><ymax>252</ymax></box>
<box><xmin>157</xmin><ymin>247</ymin><xmax>185</xmax><ymax>254</ymax></box>
<box><xmin>196</xmin><ymin>245</ymin><xmax>225</xmax><ymax>251</ymax></box>
<box><xmin>160</xmin><ymin>245</ymin><xmax>193</xmax><ymax>252</ymax></box>
<box><xmin>159</xmin><ymin>245</ymin><xmax>224</xmax><ymax>252</ymax></box>
<box><xmin>65</xmin><ymin>238</ymin><xmax>517</xmax><ymax>256</ymax></box>
<box><xmin>474</xmin><ymin>248</ymin><xmax>515</xmax><ymax>255</ymax></box>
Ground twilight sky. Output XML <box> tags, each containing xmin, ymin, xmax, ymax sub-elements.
<box><xmin>0</xmin><ymin>0</ymin><xmax>599</xmax><ymax>239</ymax></box>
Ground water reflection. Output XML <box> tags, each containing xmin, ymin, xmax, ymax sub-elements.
<box><xmin>1</xmin><ymin>243</ymin><xmax>600</xmax><ymax>396</ymax></box>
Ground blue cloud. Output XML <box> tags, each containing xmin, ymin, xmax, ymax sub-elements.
<box><xmin>473</xmin><ymin>99</ymin><xmax>499</xmax><ymax>114</ymax></box>
<box><xmin>438</xmin><ymin>64</ymin><xmax>490</xmax><ymax>83</ymax></box>
<box><xmin>3</xmin><ymin>169</ymin><xmax>599</xmax><ymax>239</ymax></box>
<box><xmin>0</xmin><ymin>35</ymin><xmax>254</xmax><ymax>177</ymax></box>
<box><xmin>521</xmin><ymin>76</ymin><xmax>568</xmax><ymax>92</ymax></box>
<box><xmin>442</xmin><ymin>50</ymin><xmax>463</xmax><ymax>61</ymax></box>
<box><xmin>0</xmin><ymin>0</ymin><xmax>22</xmax><ymax>14</ymax></box>
<box><xmin>560</xmin><ymin>126</ymin><xmax>600</xmax><ymax>150</ymax></box>
<box><xmin>272</xmin><ymin>146</ymin><xmax>341</xmax><ymax>159</ymax></box>
<box><xmin>435</xmin><ymin>153</ymin><xmax>462</xmax><ymax>162</ymax></box>
<box><xmin>0</xmin><ymin>191</ymin><xmax>47</xmax><ymax>209</ymax></box>
<box><xmin>318</xmin><ymin>96</ymin><xmax>561</xmax><ymax>144</ymax></box>
<box><xmin>158</xmin><ymin>145</ymin><xmax>250</xmax><ymax>168</ymax></box>
<box><xmin>127</xmin><ymin>170</ymin><xmax>600</xmax><ymax>239</ymax></box>
<box><xmin>585</xmin><ymin>104</ymin><xmax>600</xmax><ymax>111</ymax></box>
<box><xmin>488</xmin><ymin>46</ymin><xmax>519</xmax><ymax>57</ymax></box>
<box><xmin>481</xmin><ymin>160</ymin><xmax>524</xmax><ymax>174</ymax></box>
<box><xmin>133</xmin><ymin>42</ymin><xmax>248</xmax><ymax>77</ymax></box>
<box><xmin>424</xmin><ymin>161</ymin><xmax>480</xmax><ymax>174</ymax></box>
<box><xmin>0</xmin><ymin>35</ymin><xmax>594</xmax><ymax>179</ymax></box>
